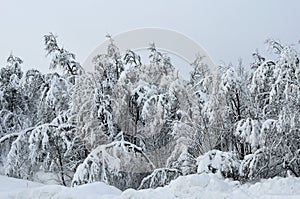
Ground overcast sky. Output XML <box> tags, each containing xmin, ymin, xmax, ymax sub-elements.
<box><xmin>0</xmin><ymin>0</ymin><xmax>299</xmax><ymax>73</ymax></box>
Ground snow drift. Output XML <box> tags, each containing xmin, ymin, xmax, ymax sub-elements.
<box><xmin>1</xmin><ymin>173</ymin><xmax>300</xmax><ymax>199</ymax></box>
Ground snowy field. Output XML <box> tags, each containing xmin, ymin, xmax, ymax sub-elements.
<box><xmin>1</xmin><ymin>173</ymin><xmax>300</xmax><ymax>199</ymax></box>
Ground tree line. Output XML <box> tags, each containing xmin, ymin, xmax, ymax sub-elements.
<box><xmin>0</xmin><ymin>34</ymin><xmax>299</xmax><ymax>190</ymax></box>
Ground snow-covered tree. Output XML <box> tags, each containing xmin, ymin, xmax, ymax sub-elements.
<box><xmin>6</xmin><ymin>113</ymin><xmax>77</xmax><ymax>185</ymax></box>
<box><xmin>188</xmin><ymin>54</ymin><xmax>219</xmax><ymax>157</ymax></box>
<box><xmin>71</xmin><ymin>135</ymin><xmax>154</xmax><ymax>190</ymax></box>
<box><xmin>69</xmin><ymin>73</ymin><xmax>117</xmax><ymax>151</ymax></box>
<box><xmin>148</xmin><ymin>43</ymin><xmax>174</xmax><ymax>76</ymax></box>
<box><xmin>37</xmin><ymin>74</ymin><xmax>72</xmax><ymax>124</ymax></box>
<box><xmin>0</xmin><ymin>54</ymin><xmax>24</xmax><ymax>129</ymax></box>
<box><xmin>243</xmin><ymin>40</ymin><xmax>300</xmax><ymax>178</ymax></box>
<box><xmin>20</xmin><ymin>69</ymin><xmax>45</xmax><ymax>126</ymax></box>
<box><xmin>4</xmin><ymin>127</ymin><xmax>34</xmax><ymax>179</ymax></box>
<box><xmin>0</xmin><ymin>55</ymin><xmax>25</xmax><ymax>163</ymax></box>
<box><xmin>92</xmin><ymin>35</ymin><xmax>124</xmax><ymax>94</ymax></box>
<box><xmin>112</xmin><ymin>46</ymin><xmax>179</xmax><ymax>157</ymax></box>
<box><xmin>44</xmin><ymin>33</ymin><xmax>83</xmax><ymax>83</ymax></box>
<box><xmin>218</xmin><ymin>63</ymin><xmax>254</xmax><ymax>157</ymax></box>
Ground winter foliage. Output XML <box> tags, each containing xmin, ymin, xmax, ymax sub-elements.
<box><xmin>0</xmin><ymin>34</ymin><xmax>299</xmax><ymax>192</ymax></box>
<box><xmin>71</xmin><ymin>134</ymin><xmax>154</xmax><ymax>190</ymax></box>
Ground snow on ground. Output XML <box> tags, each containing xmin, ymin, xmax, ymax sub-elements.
<box><xmin>114</xmin><ymin>174</ymin><xmax>300</xmax><ymax>199</ymax></box>
<box><xmin>0</xmin><ymin>175</ymin><xmax>43</xmax><ymax>198</ymax></box>
<box><xmin>0</xmin><ymin>173</ymin><xmax>300</xmax><ymax>199</ymax></box>
<box><xmin>0</xmin><ymin>175</ymin><xmax>121</xmax><ymax>199</ymax></box>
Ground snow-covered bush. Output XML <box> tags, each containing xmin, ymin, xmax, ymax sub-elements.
<box><xmin>239</xmin><ymin>147</ymin><xmax>270</xmax><ymax>181</ymax></box>
<box><xmin>197</xmin><ymin>150</ymin><xmax>240</xmax><ymax>179</ymax></box>
<box><xmin>138</xmin><ymin>168</ymin><xmax>182</xmax><ymax>189</ymax></box>
<box><xmin>71</xmin><ymin>138</ymin><xmax>154</xmax><ymax>190</ymax></box>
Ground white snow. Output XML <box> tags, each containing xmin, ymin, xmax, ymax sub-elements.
<box><xmin>0</xmin><ymin>175</ymin><xmax>121</xmax><ymax>199</ymax></box>
<box><xmin>0</xmin><ymin>173</ymin><xmax>300</xmax><ymax>199</ymax></box>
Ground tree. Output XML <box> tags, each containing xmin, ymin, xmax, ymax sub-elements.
<box><xmin>92</xmin><ymin>35</ymin><xmax>124</xmax><ymax>94</ymax></box>
<box><xmin>188</xmin><ymin>54</ymin><xmax>219</xmax><ymax>157</ymax></box>
<box><xmin>69</xmin><ymin>73</ymin><xmax>117</xmax><ymax>151</ymax></box>
<box><xmin>219</xmin><ymin>63</ymin><xmax>254</xmax><ymax>158</ymax></box>
<box><xmin>0</xmin><ymin>55</ymin><xmax>25</xmax><ymax>163</ymax></box>
<box><xmin>112</xmin><ymin>45</ymin><xmax>188</xmax><ymax>169</ymax></box>
<box><xmin>0</xmin><ymin>54</ymin><xmax>24</xmax><ymax>125</ymax></box>
<box><xmin>37</xmin><ymin>73</ymin><xmax>72</xmax><ymax>124</ymax></box>
<box><xmin>20</xmin><ymin>69</ymin><xmax>45</xmax><ymax>126</ymax></box>
<box><xmin>44</xmin><ymin>33</ymin><xmax>83</xmax><ymax>83</ymax></box>
<box><xmin>6</xmin><ymin>113</ymin><xmax>77</xmax><ymax>186</ymax></box>
<box><xmin>243</xmin><ymin>40</ymin><xmax>300</xmax><ymax>178</ymax></box>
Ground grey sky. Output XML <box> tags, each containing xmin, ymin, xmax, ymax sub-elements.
<box><xmin>0</xmin><ymin>0</ymin><xmax>299</xmax><ymax>73</ymax></box>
